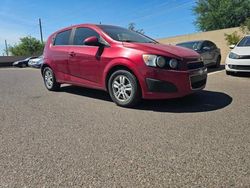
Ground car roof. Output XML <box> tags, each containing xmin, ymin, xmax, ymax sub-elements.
<box><xmin>56</xmin><ymin>24</ymin><xmax>122</xmax><ymax>32</ymax></box>
<box><xmin>177</xmin><ymin>40</ymin><xmax>206</xmax><ymax>44</ymax></box>
<box><xmin>50</xmin><ymin>23</ymin><xmax>124</xmax><ymax>38</ymax></box>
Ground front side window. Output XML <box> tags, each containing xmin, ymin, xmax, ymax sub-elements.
<box><xmin>238</xmin><ymin>36</ymin><xmax>250</xmax><ymax>47</ymax></box>
<box><xmin>73</xmin><ymin>28</ymin><xmax>100</xmax><ymax>45</ymax></box>
<box><xmin>54</xmin><ymin>30</ymin><xmax>71</xmax><ymax>45</ymax></box>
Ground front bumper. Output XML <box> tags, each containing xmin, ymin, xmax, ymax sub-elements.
<box><xmin>140</xmin><ymin>67</ymin><xmax>207</xmax><ymax>99</ymax></box>
<box><xmin>225</xmin><ymin>57</ymin><xmax>250</xmax><ymax>73</ymax></box>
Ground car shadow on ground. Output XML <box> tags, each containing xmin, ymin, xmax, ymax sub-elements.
<box><xmin>134</xmin><ymin>90</ymin><xmax>232</xmax><ymax>113</ymax></box>
<box><xmin>207</xmin><ymin>65</ymin><xmax>225</xmax><ymax>73</ymax></box>
<box><xmin>61</xmin><ymin>86</ymin><xmax>232</xmax><ymax>113</ymax></box>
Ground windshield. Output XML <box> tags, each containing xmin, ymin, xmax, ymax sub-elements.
<box><xmin>98</xmin><ymin>25</ymin><xmax>157</xmax><ymax>43</ymax></box>
<box><xmin>177</xmin><ymin>41</ymin><xmax>202</xmax><ymax>50</ymax></box>
<box><xmin>237</xmin><ymin>36</ymin><xmax>250</xmax><ymax>47</ymax></box>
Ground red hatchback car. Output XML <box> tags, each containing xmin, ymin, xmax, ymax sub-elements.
<box><xmin>42</xmin><ymin>24</ymin><xmax>207</xmax><ymax>107</ymax></box>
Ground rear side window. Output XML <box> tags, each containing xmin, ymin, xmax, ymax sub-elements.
<box><xmin>54</xmin><ymin>30</ymin><xmax>71</xmax><ymax>45</ymax></box>
<box><xmin>73</xmin><ymin>28</ymin><xmax>99</xmax><ymax>45</ymax></box>
<box><xmin>207</xmin><ymin>41</ymin><xmax>216</xmax><ymax>49</ymax></box>
<box><xmin>202</xmin><ymin>41</ymin><xmax>216</xmax><ymax>50</ymax></box>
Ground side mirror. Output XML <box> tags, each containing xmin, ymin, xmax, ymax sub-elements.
<box><xmin>83</xmin><ymin>36</ymin><xmax>99</xmax><ymax>46</ymax></box>
<box><xmin>229</xmin><ymin>44</ymin><xmax>235</xmax><ymax>49</ymax></box>
<box><xmin>202</xmin><ymin>46</ymin><xmax>211</xmax><ymax>51</ymax></box>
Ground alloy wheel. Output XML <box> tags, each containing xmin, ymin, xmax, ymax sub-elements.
<box><xmin>112</xmin><ymin>75</ymin><xmax>133</xmax><ymax>102</ymax></box>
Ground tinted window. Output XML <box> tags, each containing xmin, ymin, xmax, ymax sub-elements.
<box><xmin>54</xmin><ymin>30</ymin><xmax>71</xmax><ymax>45</ymax></box>
<box><xmin>206</xmin><ymin>41</ymin><xmax>216</xmax><ymax>49</ymax></box>
<box><xmin>98</xmin><ymin>25</ymin><xmax>157</xmax><ymax>43</ymax></box>
<box><xmin>177</xmin><ymin>41</ymin><xmax>202</xmax><ymax>50</ymax></box>
<box><xmin>73</xmin><ymin>28</ymin><xmax>99</xmax><ymax>45</ymax></box>
<box><xmin>238</xmin><ymin>36</ymin><xmax>250</xmax><ymax>47</ymax></box>
<box><xmin>201</xmin><ymin>41</ymin><xmax>216</xmax><ymax>50</ymax></box>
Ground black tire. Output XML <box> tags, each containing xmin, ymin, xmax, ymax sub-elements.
<box><xmin>43</xmin><ymin>67</ymin><xmax>60</xmax><ymax>91</ymax></box>
<box><xmin>108</xmin><ymin>70</ymin><xmax>141</xmax><ymax>107</ymax></box>
<box><xmin>226</xmin><ymin>71</ymin><xmax>232</xmax><ymax>75</ymax></box>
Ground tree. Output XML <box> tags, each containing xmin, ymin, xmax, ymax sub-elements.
<box><xmin>193</xmin><ymin>0</ymin><xmax>250</xmax><ymax>31</ymax></box>
<box><xmin>9</xmin><ymin>36</ymin><xmax>44</xmax><ymax>56</ymax></box>
<box><xmin>128</xmin><ymin>23</ymin><xmax>145</xmax><ymax>34</ymax></box>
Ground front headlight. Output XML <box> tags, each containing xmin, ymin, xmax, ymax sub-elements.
<box><xmin>142</xmin><ymin>54</ymin><xmax>178</xmax><ymax>69</ymax></box>
<box><xmin>169</xmin><ymin>59</ymin><xmax>178</xmax><ymax>69</ymax></box>
<box><xmin>229</xmin><ymin>52</ymin><xmax>241</xmax><ymax>59</ymax></box>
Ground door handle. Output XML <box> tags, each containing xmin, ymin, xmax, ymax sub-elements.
<box><xmin>69</xmin><ymin>51</ymin><xmax>76</xmax><ymax>57</ymax></box>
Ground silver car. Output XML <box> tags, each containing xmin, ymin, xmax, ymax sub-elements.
<box><xmin>176</xmin><ymin>40</ymin><xmax>221</xmax><ymax>68</ymax></box>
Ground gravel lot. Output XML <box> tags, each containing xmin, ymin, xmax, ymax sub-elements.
<box><xmin>0</xmin><ymin>68</ymin><xmax>249</xmax><ymax>187</ymax></box>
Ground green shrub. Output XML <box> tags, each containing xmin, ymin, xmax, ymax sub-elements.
<box><xmin>224</xmin><ymin>31</ymin><xmax>241</xmax><ymax>45</ymax></box>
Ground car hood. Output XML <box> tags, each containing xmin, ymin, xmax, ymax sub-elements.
<box><xmin>123</xmin><ymin>42</ymin><xmax>200</xmax><ymax>59</ymax></box>
<box><xmin>232</xmin><ymin>46</ymin><xmax>250</xmax><ymax>55</ymax></box>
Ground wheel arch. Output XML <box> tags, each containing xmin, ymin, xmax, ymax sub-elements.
<box><xmin>103</xmin><ymin>61</ymin><xmax>143</xmax><ymax>95</ymax></box>
<box><xmin>41</xmin><ymin>63</ymin><xmax>51</xmax><ymax>75</ymax></box>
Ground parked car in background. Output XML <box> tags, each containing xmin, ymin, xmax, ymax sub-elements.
<box><xmin>176</xmin><ymin>40</ymin><xmax>221</xmax><ymax>68</ymax></box>
<box><xmin>13</xmin><ymin>57</ymin><xmax>38</xmax><ymax>68</ymax></box>
<box><xmin>41</xmin><ymin>24</ymin><xmax>207</xmax><ymax>107</ymax></box>
<box><xmin>28</xmin><ymin>56</ymin><xmax>44</xmax><ymax>68</ymax></box>
<box><xmin>225</xmin><ymin>35</ymin><xmax>250</xmax><ymax>75</ymax></box>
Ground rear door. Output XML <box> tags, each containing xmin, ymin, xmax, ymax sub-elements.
<box><xmin>200</xmin><ymin>41</ymin><xmax>214</xmax><ymax>65</ymax></box>
<box><xmin>50</xmin><ymin>29</ymin><xmax>72</xmax><ymax>81</ymax></box>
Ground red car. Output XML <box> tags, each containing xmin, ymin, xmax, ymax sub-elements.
<box><xmin>42</xmin><ymin>24</ymin><xmax>207</xmax><ymax>107</ymax></box>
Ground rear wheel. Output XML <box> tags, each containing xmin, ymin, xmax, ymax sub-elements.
<box><xmin>108</xmin><ymin>70</ymin><xmax>141</xmax><ymax>107</ymax></box>
<box><xmin>43</xmin><ymin>67</ymin><xmax>60</xmax><ymax>91</ymax></box>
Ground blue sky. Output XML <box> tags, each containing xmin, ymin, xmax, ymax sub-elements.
<box><xmin>0</xmin><ymin>0</ymin><xmax>197</xmax><ymax>55</ymax></box>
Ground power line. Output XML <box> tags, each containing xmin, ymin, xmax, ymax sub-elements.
<box><xmin>130</xmin><ymin>1</ymin><xmax>194</xmax><ymax>23</ymax></box>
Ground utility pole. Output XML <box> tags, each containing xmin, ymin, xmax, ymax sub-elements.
<box><xmin>5</xmin><ymin>40</ymin><xmax>9</xmax><ymax>56</ymax></box>
<box><xmin>39</xmin><ymin>18</ymin><xmax>44</xmax><ymax>44</ymax></box>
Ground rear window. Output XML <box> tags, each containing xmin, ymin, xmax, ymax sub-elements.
<box><xmin>237</xmin><ymin>36</ymin><xmax>250</xmax><ymax>47</ymax></box>
<box><xmin>54</xmin><ymin>30</ymin><xmax>71</xmax><ymax>45</ymax></box>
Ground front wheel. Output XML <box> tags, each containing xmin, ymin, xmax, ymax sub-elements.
<box><xmin>108</xmin><ymin>70</ymin><xmax>141</xmax><ymax>107</ymax></box>
<box><xmin>43</xmin><ymin>67</ymin><xmax>60</xmax><ymax>91</ymax></box>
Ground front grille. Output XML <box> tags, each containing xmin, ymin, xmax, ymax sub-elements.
<box><xmin>190</xmin><ymin>74</ymin><xmax>207</xmax><ymax>89</ymax></box>
<box><xmin>239</xmin><ymin>55</ymin><xmax>250</xmax><ymax>59</ymax></box>
<box><xmin>231</xmin><ymin>65</ymin><xmax>250</xmax><ymax>70</ymax></box>
<box><xmin>187</xmin><ymin>61</ymin><xmax>204</xmax><ymax>70</ymax></box>
<box><xmin>191</xmin><ymin>79</ymin><xmax>207</xmax><ymax>89</ymax></box>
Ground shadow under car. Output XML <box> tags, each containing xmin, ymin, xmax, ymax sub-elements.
<box><xmin>60</xmin><ymin>86</ymin><xmax>232</xmax><ymax>113</ymax></box>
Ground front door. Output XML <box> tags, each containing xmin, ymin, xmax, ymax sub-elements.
<box><xmin>68</xmin><ymin>27</ymin><xmax>103</xmax><ymax>85</ymax></box>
